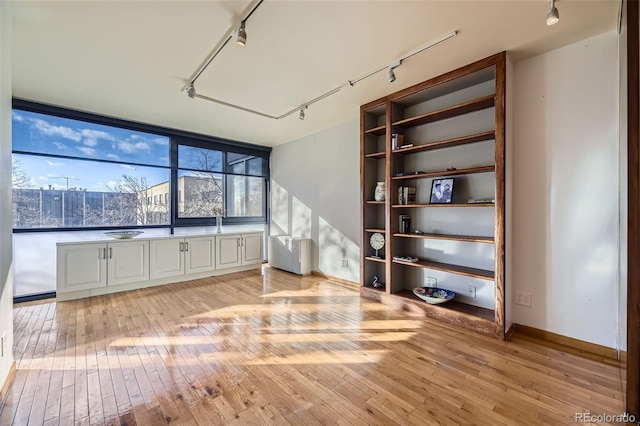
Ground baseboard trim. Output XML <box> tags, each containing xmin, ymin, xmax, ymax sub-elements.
<box><xmin>512</xmin><ymin>324</ymin><xmax>622</xmax><ymax>363</ymax></box>
<box><xmin>311</xmin><ymin>271</ymin><xmax>359</xmax><ymax>291</ymax></box>
<box><xmin>505</xmin><ymin>323</ymin><xmax>516</xmax><ymax>341</ymax></box>
<box><xmin>0</xmin><ymin>361</ymin><xmax>17</xmax><ymax>409</ymax></box>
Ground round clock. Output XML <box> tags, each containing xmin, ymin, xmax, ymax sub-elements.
<box><xmin>370</xmin><ymin>232</ymin><xmax>385</xmax><ymax>257</ymax></box>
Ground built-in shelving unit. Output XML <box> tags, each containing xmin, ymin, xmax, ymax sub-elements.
<box><xmin>360</xmin><ymin>52</ymin><xmax>507</xmax><ymax>339</ymax></box>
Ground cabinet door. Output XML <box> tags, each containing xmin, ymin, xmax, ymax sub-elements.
<box><xmin>107</xmin><ymin>240</ymin><xmax>150</xmax><ymax>286</ymax></box>
<box><xmin>242</xmin><ymin>234</ymin><xmax>263</xmax><ymax>266</ymax></box>
<box><xmin>216</xmin><ymin>235</ymin><xmax>242</xmax><ymax>269</ymax></box>
<box><xmin>150</xmin><ymin>239</ymin><xmax>184</xmax><ymax>279</ymax></box>
<box><xmin>57</xmin><ymin>243</ymin><xmax>107</xmax><ymax>293</ymax></box>
<box><xmin>185</xmin><ymin>236</ymin><xmax>216</xmax><ymax>274</ymax></box>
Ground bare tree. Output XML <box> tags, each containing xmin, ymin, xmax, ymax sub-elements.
<box><xmin>12</xmin><ymin>157</ymin><xmax>30</xmax><ymax>188</ymax></box>
<box><xmin>108</xmin><ymin>175</ymin><xmax>166</xmax><ymax>225</ymax></box>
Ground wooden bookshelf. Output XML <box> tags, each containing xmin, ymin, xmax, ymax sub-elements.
<box><xmin>392</xmin><ymin>233</ymin><xmax>494</xmax><ymax>244</ymax></box>
<box><xmin>392</xmin><ymin>258</ymin><xmax>495</xmax><ymax>280</ymax></box>
<box><xmin>392</xmin><ymin>131</ymin><xmax>496</xmax><ymax>155</ymax></box>
<box><xmin>391</xmin><ymin>203</ymin><xmax>495</xmax><ymax>208</ymax></box>
<box><xmin>392</xmin><ymin>165</ymin><xmax>495</xmax><ymax>181</ymax></box>
<box><xmin>393</xmin><ymin>95</ymin><xmax>495</xmax><ymax>129</ymax></box>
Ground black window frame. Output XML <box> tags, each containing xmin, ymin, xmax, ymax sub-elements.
<box><xmin>12</xmin><ymin>98</ymin><xmax>271</xmax><ymax>233</ymax></box>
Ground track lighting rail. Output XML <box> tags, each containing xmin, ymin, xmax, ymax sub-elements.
<box><xmin>182</xmin><ymin>1</ymin><xmax>457</xmax><ymax>120</ymax></box>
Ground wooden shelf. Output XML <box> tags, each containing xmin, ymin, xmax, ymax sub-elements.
<box><xmin>394</xmin><ymin>290</ymin><xmax>496</xmax><ymax>322</ymax></box>
<box><xmin>393</xmin><ymin>95</ymin><xmax>495</xmax><ymax>129</ymax></box>
<box><xmin>365</xmin><ymin>228</ymin><xmax>386</xmax><ymax>233</ymax></box>
<box><xmin>360</xmin><ymin>287</ymin><xmax>502</xmax><ymax>338</ymax></box>
<box><xmin>392</xmin><ymin>258</ymin><xmax>494</xmax><ymax>280</ymax></box>
<box><xmin>364</xmin><ymin>151</ymin><xmax>385</xmax><ymax>159</ymax></box>
<box><xmin>365</xmin><ymin>256</ymin><xmax>386</xmax><ymax>263</ymax></box>
<box><xmin>392</xmin><ymin>165</ymin><xmax>495</xmax><ymax>181</ymax></box>
<box><xmin>392</xmin><ymin>203</ymin><xmax>495</xmax><ymax>209</ymax></box>
<box><xmin>393</xmin><ymin>233</ymin><xmax>494</xmax><ymax>244</ymax></box>
<box><xmin>365</xmin><ymin>200</ymin><xmax>385</xmax><ymax>205</ymax></box>
<box><xmin>392</xmin><ymin>131</ymin><xmax>495</xmax><ymax>155</ymax></box>
<box><xmin>365</xmin><ymin>125</ymin><xmax>386</xmax><ymax>136</ymax></box>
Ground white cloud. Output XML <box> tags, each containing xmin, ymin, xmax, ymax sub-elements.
<box><xmin>78</xmin><ymin>147</ymin><xmax>96</xmax><ymax>156</ymax></box>
<box><xmin>46</xmin><ymin>173</ymin><xmax>57</xmax><ymax>177</ymax></box>
<box><xmin>106</xmin><ymin>180</ymin><xmax>118</xmax><ymax>188</ymax></box>
<box><xmin>12</xmin><ymin>111</ymin><xmax>24</xmax><ymax>122</ymax></box>
<box><xmin>31</xmin><ymin>118</ymin><xmax>81</xmax><ymax>141</ymax></box>
<box><xmin>81</xmin><ymin>129</ymin><xmax>115</xmax><ymax>148</ymax></box>
<box><xmin>107</xmin><ymin>153</ymin><xmax>120</xmax><ymax>160</ymax></box>
<box><xmin>120</xmin><ymin>164</ymin><xmax>136</xmax><ymax>170</ymax></box>
<box><xmin>47</xmin><ymin>160</ymin><xmax>63</xmax><ymax>167</ymax></box>
<box><xmin>54</xmin><ymin>142</ymin><xmax>67</xmax><ymax>150</ymax></box>
<box><xmin>117</xmin><ymin>140</ymin><xmax>150</xmax><ymax>153</ymax></box>
<box><xmin>38</xmin><ymin>176</ymin><xmax>48</xmax><ymax>181</ymax></box>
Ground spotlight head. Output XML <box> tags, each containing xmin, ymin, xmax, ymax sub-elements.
<box><xmin>387</xmin><ymin>68</ymin><xmax>396</xmax><ymax>83</ymax></box>
<box><xmin>237</xmin><ymin>21</ymin><xmax>247</xmax><ymax>46</ymax></box>
<box><xmin>186</xmin><ymin>84</ymin><xmax>196</xmax><ymax>98</ymax></box>
<box><xmin>546</xmin><ymin>0</ymin><xmax>559</xmax><ymax>25</ymax></box>
<box><xmin>299</xmin><ymin>108</ymin><xmax>305</xmax><ymax>120</ymax></box>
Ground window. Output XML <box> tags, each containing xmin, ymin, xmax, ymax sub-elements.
<box><xmin>12</xmin><ymin>100</ymin><xmax>270</xmax><ymax>231</ymax></box>
<box><xmin>176</xmin><ymin>143</ymin><xmax>268</xmax><ymax>224</ymax></box>
<box><xmin>12</xmin><ymin>108</ymin><xmax>171</xmax><ymax>229</ymax></box>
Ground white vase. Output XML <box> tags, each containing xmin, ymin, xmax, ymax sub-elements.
<box><xmin>374</xmin><ymin>182</ymin><xmax>385</xmax><ymax>201</ymax></box>
<box><xmin>216</xmin><ymin>216</ymin><xmax>222</xmax><ymax>233</ymax></box>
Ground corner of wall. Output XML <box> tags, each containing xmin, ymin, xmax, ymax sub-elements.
<box><xmin>0</xmin><ymin>0</ymin><xmax>15</xmax><ymax>392</ymax></box>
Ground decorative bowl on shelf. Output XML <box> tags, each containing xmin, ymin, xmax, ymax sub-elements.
<box><xmin>413</xmin><ymin>287</ymin><xmax>455</xmax><ymax>305</ymax></box>
<box><xmin>103</xmin><ymin>231</ymin><xmax>144</xmax><ymax>239</ymax></box>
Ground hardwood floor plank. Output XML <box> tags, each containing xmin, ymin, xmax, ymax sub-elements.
<box><xmin>1</xmin><ymin>268</ymin><xmax>627</xmax><ymax>425</ymax></box>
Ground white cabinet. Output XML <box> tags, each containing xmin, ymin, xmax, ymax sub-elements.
<box><xmin>185</xmin><ymin>236</ymin><xmax>216</xmax><ymax>274</ymax></box>
<box><xmin>57</xmin><ymin>240</ymin><xmax>149</xmax><ymax>293</ymax></box>
<box><xmin>269</xmin><ymin>236</ymin><xmax>311</xmax><ymax>275</ymax></box>
<box><xmin>57</xmin><ymin>231</ymin><xmax>263</xmax><ymax>300</ymax></box>
<box><xmin>57</xmin><ymin>243</ymin><xmax>107</xmax><ymax>293</ymax></box>
<box><xmin>216</xmin><ymin>233</ymin><xmax>263</xmax><ymax>270</ymax></box>
<box><xmin>150</xmin><ymin>236</ymin><xmax>216</xmax><ymax>279</ymax></box>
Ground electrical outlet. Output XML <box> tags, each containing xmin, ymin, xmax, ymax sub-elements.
<box><xmin>467</xmin><ymin>285</ymin><xmax>476</xmax><ymax>298</ymax></box>
<box><xmin>515</xmin><ymin>291</ymin><xmax>532</xmax><ymax>307</ymax></box>
<box><xmin>426</xmin><ymin>277</ymin><xmax>437</xmax><ymax>287</ymax></box>
<box><xmin>1</xmin><ymin>331</ymin><xmax>5</xmax><ymax>358</ymax></box>
<box><xmin>342</xmin><ymin>259</ymin><xmax>349</xmax><ymax>267</ymax></box>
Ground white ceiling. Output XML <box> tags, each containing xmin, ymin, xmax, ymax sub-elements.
<box><xmin>11</xmin><ymin>0</ymin><xmax>619</xmax><ymax>147</ymax></box>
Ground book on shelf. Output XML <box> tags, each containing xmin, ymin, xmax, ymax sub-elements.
<box><xmin>398</xmin><ymin>186</ymin><xmax>416</xmax><ymax>205</ymax></box>
<box><xmin>468</xmin><ymin>198</ymin><xmax>496</xmax><ymax>204</ymax></box>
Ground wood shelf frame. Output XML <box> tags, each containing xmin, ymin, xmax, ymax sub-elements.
<box><xmin>392</xmin><ymin>258</ymin><xmax>495</xmax><ymax>280</ymax></box>
<box><xmin>365</xmin><ymin>125</ymin><xmax>386</xmax><ymax>136</ymax></box>
<box><xmin>392</xmin><ymin>131</ymin><xmax>495</xmax><ymax>155</ymax></box>
<box><xmin>392</xmin><ymin>203</ymin><xmax>495</xmax><ymax>208</ymax></box>
<box><xmin>393</xmin><ymin>95</ymin><xmax>495</xmax><ymax>129</ymax></box>
<box><xmin>364</xmin><ymin>151</ymin><xmax>385</xmax><ymax>159</ymax></box>
<box><xmin>392</xmin><ymin>165</ymin><xmax>495</xmax><ymax>181</ymax></box>
<box><xmin>393</xmin><ymin>233</ymin><xmax>494</xmax><ymax>244</ymax></box>
<box><xmin>360</xmin><ymin>51</ymin><xmax>507</xmax><ymax>340</ymax></box>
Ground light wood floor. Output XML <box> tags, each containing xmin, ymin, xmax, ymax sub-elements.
<box><xmin>0</xmin><ymin>267</ymin><xmax>627</xmax><ymax>425</ymax></box>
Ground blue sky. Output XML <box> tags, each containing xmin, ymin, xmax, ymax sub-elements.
<box><xmin>12</xmin><ymin>110</ymin><xmax>170</xmax><ymax>191</ymax></box>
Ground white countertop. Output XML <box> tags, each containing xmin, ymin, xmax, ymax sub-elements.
<box><xmin>56</xmin><ymin>229</ymin><xmax>264</xmax><ymax>246</ymax></box>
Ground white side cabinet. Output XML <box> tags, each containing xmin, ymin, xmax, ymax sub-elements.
<box><xmin>269</xmin><ymin>236</ymin><xmax>311</xmax><ymax>275</ymax></box>
<box><xmin>149</xmin><ymin>236</ymin><xmax>216</xmax><ymax>279</ymax></box>
<box><xmin>57</xmin><ymin>240</ymin><xmax>149</xmax><ymax>293</ymax></box>
<box><xmin>216</xmin><ymin>233</ymin><xmax>263</xmax><ymax>270</ymax></box>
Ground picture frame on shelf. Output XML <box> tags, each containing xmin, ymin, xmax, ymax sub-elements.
<box><xmin>430</xmin><ymin>178</ymin><xmax>455</xmax><ymax>204</ymax></box>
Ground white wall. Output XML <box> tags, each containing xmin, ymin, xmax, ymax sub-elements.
<box><xmin>513</xmin><ymin>31</ymin><xmax>620</xmax><ymax>348</ymax></box>
<box><xmin>271</xmin><ymin>120</ymin><xmax>360</xmax><ymax>282</ymax></box>
<box><xmin>0</xmin><ymin>0</ymin><xmax>15</xmax><ymax>391</ymax></box>
<box><xmin>617</xmin><ymin>2</ymin><xmax>627</xmax><ymax>354</ymax></box>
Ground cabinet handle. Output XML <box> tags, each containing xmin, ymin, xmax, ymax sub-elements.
<box><xmin>237</xmin><ymin>238</ymin><xmax>241</xmax><ymax>247</ymax></box>
<box><xmin>185</xmin><ymin>242</ymin><xmax>189</xmax><ymax>252</ymax></box>
<box><xmin>179</xmin><ymin>242</ymin><xmax>183</xmax><ymax>252</ymax></box>
<box><xmin>109</xmin><ymin>247</ymin><xmax>112</xmax><ymax>259</ymax></box>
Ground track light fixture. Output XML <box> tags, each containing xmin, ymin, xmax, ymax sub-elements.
<box><xmin>387</xmin><ymin>68</ymin><xmax>396</xmax><ymax>83</ymax></box>
<box><xmin>299</xmin><ymin>107</ymin><xmax>306</xmax><ymax>120</ymax></box>
<box><xmin>237</xmin><ymin>21</ymin><xmax>247</xmax><ymax>46</ymax></box>
<box><xmin>387</xmin><ymin>60</ymin><xmax>402</xmax><ymax>83</ymax></box>
<box><xmin>546</xmin><ymin>0</ymin><xmax>559</xmax><ymax>25</ymax></box>
<box><xmin>186</xmin><ymin>84</ymin><xmax>196</xmax><ymax>98</ymax></box>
